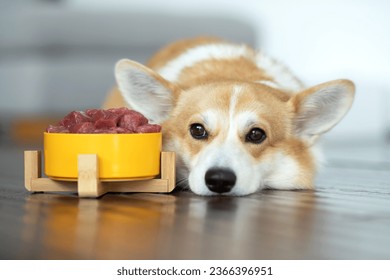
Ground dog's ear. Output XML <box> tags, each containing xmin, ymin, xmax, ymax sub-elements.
<box><xmin>289</xmin><ymin>79</ymin><xmax>355</xmax><ymax>143</ymax></box>
<box><xmin>115</xmin><ymin>59</ymin><xmax>180</xmax><ymax>123</ymax></box>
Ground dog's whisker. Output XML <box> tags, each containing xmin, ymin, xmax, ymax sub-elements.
<box><xmin>176</xmin><ymin>178</ymin><xmax>190</xmax><ymax>190</ymax></box>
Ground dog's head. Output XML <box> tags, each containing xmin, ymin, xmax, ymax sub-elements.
<box><xmin>115</xmin><ymin>59</ymin><xmax>355</xmax><ymax>196</ymax></box>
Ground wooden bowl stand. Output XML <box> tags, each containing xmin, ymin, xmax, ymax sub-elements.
<box><xmin>24</xmin><ymin>151</ymin><xmax>176</xmax><ymax>198</ymax></box>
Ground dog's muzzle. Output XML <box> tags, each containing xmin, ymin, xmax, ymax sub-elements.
<box><xmin>205</xmin><ymin>168</ymin><xmax>236</xmax><ymax>193</ymax></box>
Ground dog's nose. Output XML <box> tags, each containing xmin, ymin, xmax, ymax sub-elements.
<box><xmin>205</xmin><ymin>168</ymin><xmax>236</xmax><ymax>193</ymax></box>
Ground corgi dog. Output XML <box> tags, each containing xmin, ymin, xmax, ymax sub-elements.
<box><xmin>103</xmin><ymin>37</ymin><xmax>355</xmax><ymax>196</ymax></box>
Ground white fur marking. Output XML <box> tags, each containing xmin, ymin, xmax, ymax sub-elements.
<box><xmin>256</xmin><ymin>52</ymin><xmax>304</xmax><ymax>92</ymax></box>
<box><xmin>229</xmin><ymin>85</ymin><xmax>242</xmax><ymax>125</ymax></box>
<box><xmin>157</xmin><ymin>44</ymin><xmax>254</xmax><ymax>82</ymax></box>
<box><xmin>255</xmin><ymin>80</ymin><xmax>281</xmax><ymax>89</ymax></box>
<box><xmin>264</xmin><ymin>153</ymin><xmax>301</xmax><ymax>189</ymax></box>
<box><xmin>199</xmin><ymin>110</ymin><xmax>219</xmax><ymax>133</ymax></box>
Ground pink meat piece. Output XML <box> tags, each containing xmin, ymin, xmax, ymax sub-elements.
<box><xmin>107</xmin><ymin>107</ymin><xmax>132</xmax><ymax>116</ymax></box>
<box><xmin>58</xmin><ymin>111</ymin><xmax>92</xmax><ymax>128</ymax></box>
<box><xmin>46</xmin><ymin>108</ymin><xmax>161</xmax><ymax>134</ymax></box>
<box><xmin>93</xmin><ymin>128</ymin><xmax>118</xmax><ymax>134</ymax></box>
<box><xmin>86</xmin><ymin>109</ymin><xmax>105</xmax><ymax>122</ymax></box>
<box><xmin>94</xmin><ymin>117</ymin><xmax>118</xmax><ymax>129</ymax></box>
<box><xmin>46</xmin><ymin>125</ymin><xmax>69</xmax><ymax>133</ymax></box>
<box><xmin>93</xmin><ymin>110</ymin><xmax>122</xmax><ymax>129</ymax></box>
<box><xmin>118</xmin><ymin>111</ymin><xmax>148</xmax><ymax>131</ymax></box>
<box><xmin>113</xmin><ymin>127</ymin><xmax>132</xmax><ymax>134</ymax></box>
<box><xmin>92</xmin><ymin>126</ymin><xmax>133</xmax><ymax>134</ymax></box>
<box><xmin>69</xmin><ymin>122</ymin><xmax>95</xmax><ymax>133</ymax></box>
<box><xmin>135</xmin><ymin>124</ymin><xmax>162</xmax><ymax>133</ymax></box>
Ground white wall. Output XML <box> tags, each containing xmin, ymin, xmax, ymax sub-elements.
<box><xmin>250</xmin><ymin>0</ymin><xmax>390</xmax><ymax>143</ymax></box>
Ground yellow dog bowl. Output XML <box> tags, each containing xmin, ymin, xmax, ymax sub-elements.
<box><xmin>44</xmin><ymin>132</ymin><xmax>162</xmax><ymax>181</ymax></box>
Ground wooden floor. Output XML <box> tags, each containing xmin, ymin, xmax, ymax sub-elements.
<box><xmin>0</xmin><ymin>142</ymin><xmax>389</xmax><ymax>260</ymax></box>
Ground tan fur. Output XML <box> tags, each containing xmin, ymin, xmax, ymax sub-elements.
<box><xmin>162</xmin><ymin>81</ymin><xmax>314</xmax><ymax>189</ymax></box>
<box><xmin>176</xmin><ymin>59</ymin><xmax>273</xmax><ymax>89</ymax></box>
<box><xmin>104</xmin><ymin>37</ymin><xmax>274</xmax><ymax>108</ymax></box>
<box><xmin>106</xmin><ymin>37</ymin><xmax>355</xmax><ymax>195</ymax></box>
<box><xmin>147</xmin><ymin>37</ymin><xmax>224</xmax><ymax>69</ymax></box>
<box><xmin>102</xmin><ymin>88</ymin><xmax>124</xmax><ymax>109</ymax></box>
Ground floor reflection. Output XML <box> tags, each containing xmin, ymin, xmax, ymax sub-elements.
<box><xmin>4</xmin><ymin>141</ymin><xmax>389</xmax><ymax>259</ymax></box>
<box><xmin>21</xmin><ymin>193</ymin><xmax>177</xmax><ymax>259</ymax></box>
<box><xmin>157</xmin><ymin>190</ymin><xmax>318</xmax><ymax>259</ymax></box>
<box><xmin>19</xmin><ymin>189</ymin><xmax>330</xmax><ymax>259</ymax></box>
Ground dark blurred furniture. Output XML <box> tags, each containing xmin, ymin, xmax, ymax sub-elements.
<box><xmin>0</xmin><ymin>7</ymin><xmax>256</xmax><ymax>145</ymax></box>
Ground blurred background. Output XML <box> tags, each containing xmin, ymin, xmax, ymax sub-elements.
<box><xmin>1</xmin><ymin>0</ymin><xmax>389</xmax><ymax>154</ymax></box>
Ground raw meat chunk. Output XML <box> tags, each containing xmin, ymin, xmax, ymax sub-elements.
<box><xmin>135</xmin><ymin>124</ymin><xmax>162</xmax><ymax>133</ymax></box>
<box><xmin>118</xmin><ymin>111</ymin><xmax>148</xmax><ymax>132</ymax></box>
<box><xmin>46</xmin><ymin>108</ymin><xmax>161</xmax><ymax>134</ymax></box>
<box><xmin>58</xmin><ymin>111</ymin><xmax>91</xmax><ymax>128</ymax></box>
<box><xmin>46</xmin><ymin>125</ymin><xmax>69</xmax><ymax>133</ymax></box>
<box><xmin>69</xmin><ymin>122</ymin><xmax>95</xmax><ymax>133</ymax></box>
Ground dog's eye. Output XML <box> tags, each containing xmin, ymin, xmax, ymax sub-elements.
<box><xmin>189</xmin><ymin>123</ymin><xmax>208</xmax><ymax>140</ymax></box>
<box><xmin>245</xmin><ymin>128</ymin><xmax>266</xmax><ymax>144</ymax></box>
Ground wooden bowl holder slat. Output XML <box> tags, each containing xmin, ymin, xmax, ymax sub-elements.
<box><xmin>24</xmin><ymin>151</ymin><xmax>176</xmax><ymax>198</ymax></box>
